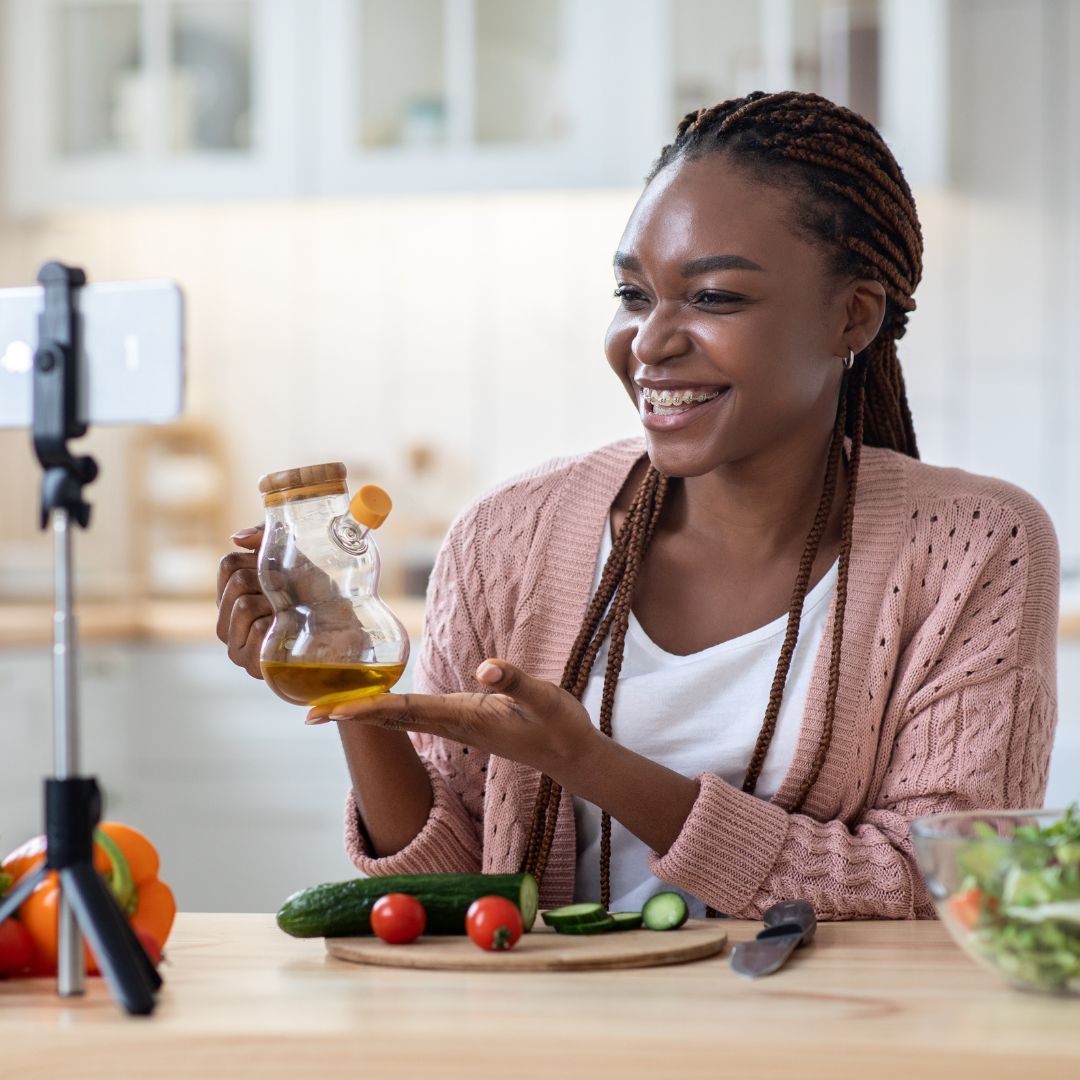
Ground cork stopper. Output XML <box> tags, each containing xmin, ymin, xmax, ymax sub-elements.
<box><xmin>349</xmin><ymin>484</ymin><xmax>392</xmax><ymax>529</ymax></box>
<box><xmin>259</xmin><ymin>462</ymin><xmax>347</xmax><ymax>506</ymax></box>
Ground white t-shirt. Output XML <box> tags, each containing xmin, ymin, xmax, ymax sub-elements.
<box><xmin>572</xmin><ymin>519</ymin><xmax>838</xmax><ymax>918</ymax></box>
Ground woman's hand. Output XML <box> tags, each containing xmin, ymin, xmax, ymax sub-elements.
<box><xmin>216</xmin><ymin>526</ymin><xmax>270</xmax><ymax>679</ymax></box>
<box><xmin>306</xmin><ymin>661</ymin><xmax>602</xmax><ymax>787</ymax></box>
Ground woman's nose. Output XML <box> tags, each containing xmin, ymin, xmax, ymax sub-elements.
<box><xmin>631</xmin><ymin>303</ymin><xmax>690</xmax><ymax>366</ymax></box>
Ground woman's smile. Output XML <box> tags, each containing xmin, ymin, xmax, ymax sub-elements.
<box><xmin>639</xmin><ymin>383</ymin><xmax>732</xmax><ymax>430</ymax></box>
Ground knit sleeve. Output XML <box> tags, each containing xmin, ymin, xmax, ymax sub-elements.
<box><xmin>647</xmin><ymin>486</ymin><xmax>1060</xmax><ymax>920</ymax></box>
<box><xmin>343</xmin><ymin>505</ymin><xmax>492</xmax><ymax>876</ymax></box>
<box><xmin>639</xmin><ymin>665</ymin><xmax>1054</xmax><ymax>920</ymax></box>
<box><xmin>646</xmin><ymin>667</ymin><xmax>1057</xmax><ymax>919</ymax></box>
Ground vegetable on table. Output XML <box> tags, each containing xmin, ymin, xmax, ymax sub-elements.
<box><xmin>466</xmin><ymin>896</ymin><xmax>523</xmax><ymax>951</ymax></box>
<box><xmin>642</xmin><ymin>891</ymin><xmax>689</xmax><ymax>931</ymax></box>
<box><xmin>541</xmin><ymin>902</ymin><xmax>607</xmax><ymax>930</ymax></box>
<box><xmin>277</xmin><ymin>872</ymin><xmax>538</xmax><ymax>938</ymax></box>
<box><xmin>1</xmin><ymin>821</ymin><xmax>175</xmax><ymax>975</ymax></box>
<box><xmin>0</xmin><ymin>918</ymin><xmax>36</xmax><ymax>977</ymax></box>
<box><xmin>541</xmin><ymin>901</ymin><xmax>667</xmax><ymax>935</ymax></box>
<box><xmin>371</xmin><ymin>894</ymin><xmax>426</xmax><ymax>945</ymax></box>
<box><xmin>950</xmin><ymin>802</ymin><xmax>1080</xmax><ymax>993</ymax></box>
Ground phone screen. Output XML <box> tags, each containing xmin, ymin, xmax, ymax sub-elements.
<box><xmin>0</xmin><ymin>279</ymin><xmax>185</xmax><ymax>428</ymax></box>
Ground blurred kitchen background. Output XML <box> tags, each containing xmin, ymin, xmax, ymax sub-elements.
<box><xmin>0</xmin><ymin>0</ymin><xmax>1077</xmax><ymax>911</ymax></box>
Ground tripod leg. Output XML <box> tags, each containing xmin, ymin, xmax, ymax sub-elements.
<box><xmin>0</xmin><ymin>863</ymin><xmax>47</xmax><ymax>924</ymax></box>
<box><xmin>94</xmin><ymin>873</ymin><xmax>164</xmax><ymax>991</ymax></box>
<box><xmin>61</xmin><ymin>864</ymin><xmax>156</xmax><ymax>1016</ymax></box>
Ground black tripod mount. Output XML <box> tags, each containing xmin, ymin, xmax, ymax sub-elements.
<box><xmin>0</xmin><ymin>262</ymin><xmax>161</xmax><ymax>1015</ymax></box>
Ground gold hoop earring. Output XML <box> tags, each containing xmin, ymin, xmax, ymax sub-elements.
<box><xmin>842</xmin><ymin>347</ymin><xmax>855</xmax><ymax>370</ymax></box>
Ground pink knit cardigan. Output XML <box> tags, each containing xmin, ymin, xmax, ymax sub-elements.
<box><xmin>344</xmin><ymin>437</ymin><xmax>1060</xmax><ymax>919</ymax></box>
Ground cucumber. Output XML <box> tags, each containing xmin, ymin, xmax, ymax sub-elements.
<box><xmin>642</xmin><ymin>891</ymin><xmax>689</xmax><ymax>930</ymax></box>
<box><xmin>609</xmin><ymin>911</ymin><xmax>644</xmax><ymax>931</ymax></box>
<box><xmin>553</xmin><ymin>914</ymin><xmax>617</xmax><ymax>934</ymax></box>
<box><xmin>277</xmin><ymin>872</ymin><xmax>538</xmax><ymax>938</ymax></box>
<box><xmin>541</xmin><ymin>902</ymin><xmax>608</xmax><ymax>929</ymax></box>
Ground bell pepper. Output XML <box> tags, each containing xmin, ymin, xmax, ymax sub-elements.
<box><xmin>1</xmin><ymin>821</ymin><xmax>175</xmax><ymax>975</ymax></box>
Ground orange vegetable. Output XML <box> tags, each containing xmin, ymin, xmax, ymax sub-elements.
<box><xmin>947</xmin><ymin>886</ymin><xmax>996</xmax><ymax>930</ymax></box>
<box><xmin>1</xmin><ymin>821</ymin><xmax>175</xmax><ymax>975</ymax></box>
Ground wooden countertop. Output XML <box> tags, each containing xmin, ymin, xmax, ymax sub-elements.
<box><xmin>1</xmin><ymin>913</ymin><xmax>1076</xmax><ymax>1078</ymax></box>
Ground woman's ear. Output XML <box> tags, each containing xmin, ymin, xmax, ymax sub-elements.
<box><xmin>838</xmin><ymin>278</ymin><xmax>888</xmax><ymax>355</ymax></box>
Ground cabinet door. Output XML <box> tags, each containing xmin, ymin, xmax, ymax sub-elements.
<box><xmin>2</xmin><ymin>0</ymin><xmax>300</xmax><ymax>214</ymax></box>
<box><xmin>314</xmin><ymin>0</ymin><xmax>661</xmax><ymax>194</ymax></box>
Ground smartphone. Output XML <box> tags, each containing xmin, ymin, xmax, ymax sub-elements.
<box><xmin>0</xmin><ymin>279</ymin><xmax>185</xmax><ymax>428</ymax></box>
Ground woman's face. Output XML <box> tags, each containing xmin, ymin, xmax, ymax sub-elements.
<box><xmin>605</xmin><ymin>152</ymin><xmax>863</xmax><ymax>479</ymax></box>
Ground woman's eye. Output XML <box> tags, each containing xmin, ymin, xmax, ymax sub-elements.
<box><xmin>613</xmin><ymin>285</ymin><xmax>647</xmax><ymax>306</ymax></box>
<box><xmin>695</xmin><ymin>290</ymin><xmax>741</xmax><ymax>305</ymax></box>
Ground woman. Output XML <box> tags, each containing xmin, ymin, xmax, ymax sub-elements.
<box><xmin>217</xmin><ymin>91</ymin><xmax>1059</xmax><ymax>919</ymax></box>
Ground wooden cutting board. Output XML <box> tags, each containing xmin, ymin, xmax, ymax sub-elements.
<box><xmin>325</xmin><ymin>918</ymin><xmax>728</xmax><ymax>972</ymax></box>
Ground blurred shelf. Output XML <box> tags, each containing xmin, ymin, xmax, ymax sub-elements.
<box><xmin>0</xmin><ymin>595</ymin><xmax>426</xmax><ymax>648</ymax></box>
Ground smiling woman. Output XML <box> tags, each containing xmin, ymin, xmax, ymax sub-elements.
<box><xmin>218</xmin><ymin>90</ymin><xmax>1060</xmax><ymax>921</ymax></box>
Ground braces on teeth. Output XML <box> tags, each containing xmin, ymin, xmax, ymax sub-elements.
<box><xmin>645</xmin><ymin>388</ymin><xmax>722</xmax><ymax>407</ymax></box>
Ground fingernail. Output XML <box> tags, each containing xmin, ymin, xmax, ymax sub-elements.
<box><xmin>477</xmin><ymin>661</ymin><xmax>503</xmax><ymax>684</ymax></box>
<box><xmin>305</xmin><ymin>713</ymin><xmax>329</xmax><ymax>725</ymax></box>
<box><xmin>231</xmin><ymin>527</ymin><xmax>260</xmax><ymax>540</ymax></box>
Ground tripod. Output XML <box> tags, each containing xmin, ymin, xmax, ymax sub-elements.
<box><xmin>0</xmin><ymin>262</ymin><xmax>161</xmax><ymax>1015</ymax></box>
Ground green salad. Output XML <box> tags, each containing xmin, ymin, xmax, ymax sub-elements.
<box><xmin>947</xmin><ymin>803</ymin><xmax>1080</xmax><ymax>992</ymax></box>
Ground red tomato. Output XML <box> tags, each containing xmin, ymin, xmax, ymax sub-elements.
<box><xmin>465</xmin><ymin>896</ymin><xmax>523</xmax><ymax>951</ymax></box>
<box><xmin>0</xmin><ymin>918</ymin><xmax>36</xmax><ymax>976</ymax></box>
<box><xmin>371</xmin><ymin>894</ymin><xmax>426</xmax><ymax>944</ymax></box>
<box><xmin>948</xmin><ymin>887</ymin><xmax>985</xmax><ymax>931</ymax></box>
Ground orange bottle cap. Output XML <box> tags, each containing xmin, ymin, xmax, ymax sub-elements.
<box><xmin>349</xmin><ymin>484</ymin><xmax>392</xmax><ymax>529</ymax></box>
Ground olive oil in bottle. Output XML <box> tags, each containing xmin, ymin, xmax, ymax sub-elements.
<box><xmin>261</xmin><ymin>660</ymin><xmax>406</xmax><ymax>708</ymax></box>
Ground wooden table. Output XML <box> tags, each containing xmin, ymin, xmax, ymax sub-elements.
<box><xmin>1</xmin><ymin>914</ymin><xmax>1076</xmax><ymax>1079</ymax></box>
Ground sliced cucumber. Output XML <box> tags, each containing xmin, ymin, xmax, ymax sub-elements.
<box><xmin>553</xmin><ymin>914</ymin><xmax>618</xmax><ymax>934</ymax></box>
<box><xmin>541</xmin><ymin>902</ymin><xmax>608</xmax><ymax>929</ymax></box>
<box><xmin>609</xmin><ymin>911</ymin><xmax>644</xmax><ymax>931</ymax></box>
<box><xmin>642</xmin><ymin>891</ymin><xmax>689</xmax><ymax>930</ymax></box>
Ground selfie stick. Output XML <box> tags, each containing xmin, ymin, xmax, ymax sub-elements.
<box><xmin>0</xmin><ymin>263</ymin><xmax>161</xmax><ymax>1015</ymax></box>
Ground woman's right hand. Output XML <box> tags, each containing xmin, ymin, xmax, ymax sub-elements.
<box><xmin>216</xmin><ymin>526</ymin><xmax>271</xmax><ymax>679</ymax></box>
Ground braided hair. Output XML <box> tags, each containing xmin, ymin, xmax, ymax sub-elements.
<box><xmin>521</xmin><ymin>91</ymin><xmax>924</xmax><ymax>915</ymax></box>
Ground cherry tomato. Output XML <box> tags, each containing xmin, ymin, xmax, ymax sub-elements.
<box><xmin>371</xmin><ymin>894</ymin><xmax>426</xmax><ymax>944</ymax></box>
<box><xmin>948</xmin><ymin>886</ymin><xmax>997</xmax><ymax>930</ymax></box>
<box><xmin>465</xmin><ymin>896</ymin><xmax>523</xmax><ymax>951</ymax></box>
<box><xmin>0</xmin><ymin>918</ymin><xmax>36</xmax><ymax>976</ymax></box>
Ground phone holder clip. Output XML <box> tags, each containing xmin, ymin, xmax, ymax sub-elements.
<box><xmin>32</xmin><ymin>261</ymin><xmax>98</xmax><ymax>529</ymax></box>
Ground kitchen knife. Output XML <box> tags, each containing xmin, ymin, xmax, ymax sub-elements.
<box><xmin>729</xmin><ymin>900</ymin><xmax>817</xmax><ymax>978</ymax></box>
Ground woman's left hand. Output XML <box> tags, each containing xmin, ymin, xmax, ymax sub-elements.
<box><xmin>306</xmin><ymin>660</ymin><xmax>600</xmax><ymax>787</ymax></box>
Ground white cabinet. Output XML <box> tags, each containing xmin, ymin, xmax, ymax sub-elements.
<box><xmin>2</xmin><ymin>0</ymin><xmax>301</xmax><ymax>212</ymax></box>
<box><xmin>4</xmin><ymin>0</ymin><xmax>941</xmax><ymax>210</ymax></box>
<box><xmin>313</xmin><ymin>0</ymin><xmax>642</xmax><ymax>195</ymax></box>
<box><xmin>2</xmin><ymin>0</ymin><xmax>656</xmax><ymax>210</ymax></box>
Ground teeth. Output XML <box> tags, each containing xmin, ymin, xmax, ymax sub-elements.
<box><xmin>643</xmin><ymin>387</ymin><xmax>722</xmax><ymax>407</ymax></box>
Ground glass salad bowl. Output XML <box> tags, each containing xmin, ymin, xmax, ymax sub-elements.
<box><xmin>911</xmin><ymin>805</ymin><xmax>1080</xmax><ymax>995</ymax></box>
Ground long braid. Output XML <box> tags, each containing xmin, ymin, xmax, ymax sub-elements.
<box><xmin>521</xmin><ymin>91</ymin><xmax>923</xmax><ymax>916</ymax></box>
<box><xmin>741</xmin><ymin>370</ymin><xmax>848</xmax><ymax>797</ymax></box>
<box><xmin>521</xmin><ymin>474</ymin><xmax>656</xmax><ymax>874</ymax></box>
<box><xmin>791</xmin><ymin>356</ymin><xmax>868</xmax><ymax>810</ymax></box>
